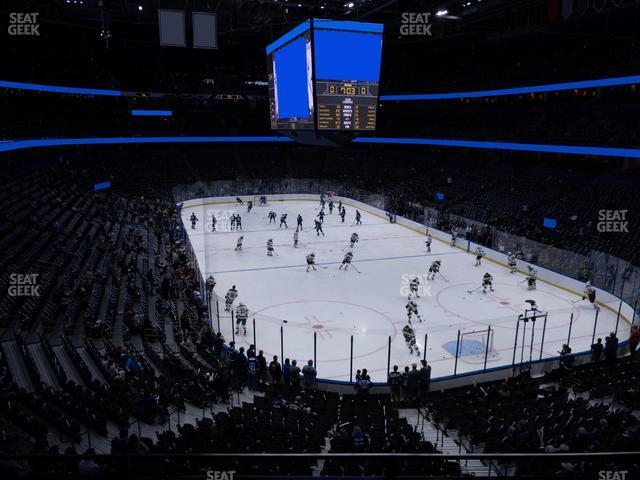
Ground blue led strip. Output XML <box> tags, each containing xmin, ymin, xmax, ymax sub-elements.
<box><xmin>0</xmin><ymin>136</ymin><xmax>293</xmax><ymax>153</ymax></box>
<box><xmin>265</xmin><ymin>20</ymin><xmax>311</xmax><ymax>54</ymax></box>
<box><xmin>0</xmin><ymin>80</ymin><xmax>121</xmax><ymax>97</ymax></box>
<box><xmin>312</xmin><ymin>18</ymin><xmax>384</xmax><ymax>33</ymax></box>
<box><xmin>352</xmin><ymin>137</ymin><xmax>640</xmax><ymax>159</ymax></box>
<box><xmin>130</xmin><ymin>109</ymin><xmax>173</xmax><ymax>117</ymax></box>
<box><xmin>380</xmin><ymin>74</ymin><xmax>640</xmax><ymax>101</ymax></box>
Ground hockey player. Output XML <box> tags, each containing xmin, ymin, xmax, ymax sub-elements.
<box><xmin>450</xmin><ymin>229</ymin><xmax>457</xmax><ymax>247</ymax></box>
<box><xmin>267</xmin><ymin>239</ymin><xmax>274</xmax><ymax>256</ymax></box>
<box><xmin>338</xmin><ymin>200</ymin><xmax>343</xmax><ymax>212</ymax></box>
<box><xmin>190</xmin><ymin>212</ymin><xmax>198</xmax><ymax>229</ymax></box>
<box><xmin>235</xmin><ymin>214</ymin><xmax>242</xmax><ymax>230</ymax></box>
<box><xmin>482</xmin><ymin>273</ymin><xmax>494</xmax><ymax>293</ymax></box>
<box><xmin>297</xmin><ymin>214</ymin><xmax>303</xmax><ymax>230</ymax></box>
<box><xmin>526</xmin><ymin>266</ymin><xmax>538</xmax><ymax>290</ymax></box>
<box><xmin>317</xmin><ymin>209</ymin><xmax>325</xmax><ymax>224</ymax></box>
<box><xmin>582</xmin><ymin>282</ymin><xmax>598</xmax><ymax>309</ymax></box>
<box><xmin>355</xmin><ymin>210</ymin><xmax>362</xmax><ymax>225</ymax></box>
<box><xmin>236</xmin><ymin>196</ymin><xmax>244</xmax><ymax>205</ymax></box>
<box><xmin>247</xmin><ymin>200</ymin><xmax>253</xmax><ymax>213</ymax></box>
<box><xmin>319</xmin><ymin>194</ymin><xmax>326</xmax><ymax>208</ymax></box>
<box><xmin>293</xmin><ymin>229</ymin><xmax>300</xmax><ymax>248</ymax></box>
<box><xmin>475</xmin><ymin>247</ymin><xmax>485</xmax><ymax>266</ymax></box>
<box><xmin>402</xmin><ymin>324</ymin><xmax>420</xmax><ymax>356</ymax></box>
<box><xmin>306</xmin><ymin>253</ymin><xmax>316</xmax><ymax>272</ymax></box>
<box><xmin>225</xmin><ymin>285</ymin><xmax>238</xmax><ymax>311</ymax></box>
<box><xmin>406</xmin><ymin>299</ymin><xmax>422</xmax><ymax>323</ymax></box>
<box><xmin>314</xmin><ymin>219</ymin><xmax>324</xmax><ymax>236</ymax></box>
<box><xmin>425</xmin><ymin>234</ymin><xmax>432</xmax><ymax>252</ymax></box>
<box><xmin>235</xmin><ymin>302</ymin><xmax>249</xmax><ymax>335</ymax></box>
<box><xmin>206</xmin><ymin>275</ymin><xmax>216</xmax><ymax>295</ymax></box>
<box><xmin>339</xmin><ymin>251</ymin><xmax>354</xmax><ymax>270</ymax></box>
<box><xmin>230</xmin><ymin>213</ymin><xmax>237</xmax><ymax>231</ymax></box>
<box><xmin>235</xmin><ymin>236</ymin><xmax>244</xmax><ymax>252</ymax></box>
<box><xmin>427</xmin><ymin>260</ymin><xmax>441</xmax><ymax>280</ymax></box>
<box><xmin>340</xmin><ymin>208</ymin><xmax>346</xmax><ymax>223</ymax></box>
<box><xmin>268</xmin><ymin>211</ymin><xmax>277</xmax><ymax>224</ymax></box>
<box><xmin>409</xmin><ymin>277</ymin><xmax>420</xmax><ymax>298</ymax></box>
<box><xmin>508</xmin><ymin>252</ymin><xmax>517</xmax><ymax>273</ymax></box>
<box><xmin>328</xmin><ymin>200</ymin><xmax>334</xmax><ymax>214</ymax></box>
<box><xmin>349</xmin><ymin>232</ymin><xmax>359</xmax><ymax>248</ymax></box>
<box><xmin>211</xmin><ymin>214</ymin><xmax>217</xmax><ymax>232</ymax></box>
<box><xmin>280</xmin><ymin>213</ymin><xmax>288</xmax><ymax>228</ymax></box>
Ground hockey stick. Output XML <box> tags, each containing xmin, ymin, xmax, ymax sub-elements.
<box><xmin>350</xmin><ymin>263</ymin><xmax>362</xmax><ymax>274</ymax></box>
<box><xmin>341</xmin><ymin>243</ymin><xmax>351</xmax><ymax>251</ymax></box>
<box><xmin>571</xmin><ymin>297</ymin><xmax>586</xmax><ymax>304</ymax></box>
<box><xmin>517</xmin><ymin>279</ymin><xmax>528</xmax><ymax>285</ymax></box>
<box><xmin>466</xmin><ymin>286</ymin><xmax>482</xmax><ymax>294</ymax></box>
<box><xmin>438</xmin><ymin>272</ymin><xmax>450</xmax><ymax>283</ymax></box>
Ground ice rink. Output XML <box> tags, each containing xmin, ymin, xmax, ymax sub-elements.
<box><xmin>182</xmin><ymin>197</ymin><xmax>623</xmax><ymax>382</ymax></box>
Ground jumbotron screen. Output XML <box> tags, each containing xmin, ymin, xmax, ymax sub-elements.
<box><xmin>313</xmin><ymin>19</ymin><xmax>383</xmax><ymax>131</ymax></box>
<box><xmin>266</xmin><ymin>21</ymin><xmax>315</xmax><ymax>130</ymax></box>
<box><xmin>266</xmin><ymin>19</ymin><xmax>383</xmax><ymax>131</ymax></box>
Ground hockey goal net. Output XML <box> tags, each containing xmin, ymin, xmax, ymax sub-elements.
<box><xmin>459</xmin><ymin>328</ymin><xmax>499</xmax><ymax>364</ymax></box>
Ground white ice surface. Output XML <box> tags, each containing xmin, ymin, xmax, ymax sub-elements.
<box><xmin>182</xmin><ymin>198</ymin><xmax>621</xmax><ymax>382</ymax></box>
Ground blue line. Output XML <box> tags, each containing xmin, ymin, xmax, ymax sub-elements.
<box><xmin>0</xmin><ymin>80</ymin><xmax>121</xmax><ymax>97</ymax></box>
<box><xmin>352</xmin><ymin>137</ymin><xmax>640</xmax><ymax>159</ymax></box>
<box><xmin>131</xmin><ymin>109</ymin><xmax>173</xmax><ymax>117</ymax></box>
<box><xmin>0</xmin><ymin>136</ymin><xmax>293</xmax><ymax>153</ymax></box>
<box><xmin>205</xmin><ymin>251</ymin><xmax>462</xmax><ymax>275</ymax></box>
<box><xmin>380</xmin><ymin>74</ymin><xmax>640</xmax><ymax>101</ymax></box>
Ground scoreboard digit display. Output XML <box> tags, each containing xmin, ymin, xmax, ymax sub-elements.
<box><xmin>266</xmin><ymin>19</ymin><xmax>383</xmax><ymax>132</ymax></box>
<box><xmin>312</xmin><ymin>20</ymin><xmax>383</xmax><ymax>131</ymax></box>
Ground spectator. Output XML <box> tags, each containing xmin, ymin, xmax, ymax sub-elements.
<box><xmin>558</xmin><ymin>344</ymin><xmax>574</xmax><ymax>372</ymax></box>
<box><xmin>388</xmin><ymin>365</ymin><xmax>402</xmax><ymax>403</ymax></box>
<box><xmin>302</xmin><ymin>360</ymin><xmax>317</xmax><ymax>390</ymax></box>
<box><xmin>290</xmin><ymin>359</ymin><xmax>302</xmax><ymax>390</ymax></box>
<box><xmin>629</xmin><ymin>325</ymin><xmax>639</xmax><ymax>359</ymax></box>
<box><xmin>257</xmin><ymin>350</ymin><xmax>268</xmax><ymax>385</ymax></box>
<box><xmin>355</xmin><ymin>368</ymin><xmax>371</xmax><ymax>396</ymax></box>
<box><xmin>269</xmin><ymin>355</ymin><xmax>282</xmax><ymax>385</ymax></box>
<box><xmin>401</xmin><ymin>366</ymin><xmax>410</xmax><ymax>402</ymax></box>
<box><xmin>605</xmin><ymin>332</ymin><xmax>619</xmax><ymax>365</ymax></box>
<box><xmin>419</xmin><ymin>360</ymin><xmax>431</xmax><ymax>402</ymax></box>
<box><xmin>282</xmin><ymin>358</ymin><xmax>291</xmax><ymax>386</ymax></box>
<box><xmin>111</xmin><ymin>429</ymin><xmax>128</xmax><ymax>454</ymax></box>
<box><xmin>590</xmin><ymin>338</ymin><xmax>604</xmax><ymax>362</ymax></box>
<box><xmin>247</xmin><ymin>354</ymin><xmax>258</xmax><ymax>391</ymax></box>
<box><xmin>124</xmin><ymin>352</ymin><xmax>142</xmax><ymax>376</ymax></box>
<box><xmin>407</xmin><ymin>364</ymin><xmax>420</xmax><ymax>403</ymax></box>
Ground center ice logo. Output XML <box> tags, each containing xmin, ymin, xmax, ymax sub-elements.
<box><xmin>399</xmin><ymin>273</ymin><xmax>432</xmax><ymax>297</ymax></box>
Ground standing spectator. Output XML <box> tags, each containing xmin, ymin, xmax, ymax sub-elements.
<box><xmin>605</xmin><ymin>332</ymin><xmax>619</xmax><ymax>365</ymax></box>
<box><xmin>247</xmin><ymin>353</ymin><xmax>258</xmax><ymax>391</ymax></box>
<box><xmin>407</xmin><ymin>364</ymin><xmax>420</xmax><ymax>403</ymax></box>
<box><xmin>590</xmin><ymin>338</ymin><xmax>604</xmax><ymax>362</ymax></box>
<box><xmin>418</xmin><ymin>360</ymin><xmax>431</xmax><ymax>403</ymax></box>
<box><xmin>558</xmin><ymin>344</ymin><xmax>574</xmax><ymax>372</ymax></box>
<box><xmin>401</xmin><ymin>366</ymin><xmax>410</xmax><ymax>402</ymax></box>
<box><xmin>356</xmin><ymin>368</ymin><xmax>371</xmax><ymax>396</ymax></box>
<box><xmin>302</xmin><ymin>360</ymin><xmax>317</xmax><ymax>390</ymax></box>
<box><xmin>257</xmin><ymin>350</ymin><xmax>268</xmax><ymax>385</ymax></box>
<box><xmin>269</xmin><ymin>355</ymin><xmax>282</xmax><ymax>385</ymax></box>
<box><xmin>388</xmin><ymin>365</ymin><xmax>402</xmax><ymax>403</ymax></box>
<box><xmin>282</xmin><ymin>358</ymin><xmax>291</xmax><ymax>387</ymax></box>
<box><xmin>629</xmin><ymin>325</ymin><xmax>639</xmax><ymax>358</ymax></box>
<box><xmin>290</xmin><ymin>359</ymin><xmax>302</xmax><ymax>390</ymax></box>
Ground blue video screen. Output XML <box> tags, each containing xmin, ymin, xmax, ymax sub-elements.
<box><xmin>267</xmin><ymin>22</ymin><xmax>314</xmax><ymax>130</ymax></box>
<box><xmin>543</xmin><ymin>217</ymin><xmax>557</xmax><ymax>229</ymax></box>
<box><xmin>94</xmin><ymin>181</ymin><xmax>111</xmax><ymax>191</ymax></box>
<box><xmin>313</xmin><ymin>20</ymin><xmax>383</xmax><ymax>130</ymax></box>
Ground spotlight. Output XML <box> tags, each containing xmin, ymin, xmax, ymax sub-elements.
<box><xmin>436</xmin><ymin>9</ymin><xmax>448</xmax><ymax>16</ymax></box>
<box><xmin>138</xmin><ymin>5</ymin><xmax>143</xmax><ymax>11</ymax></box>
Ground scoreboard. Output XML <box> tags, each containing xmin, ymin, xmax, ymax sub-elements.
<box><xmin>316</xmin><ymin>81</ymin><xmax>378</xmax><ymax>130</ymax></box>
<box><xmin>266</xmin><ymin>19</ymin><xmax>383</xmax><ymax>132</ymax></box>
